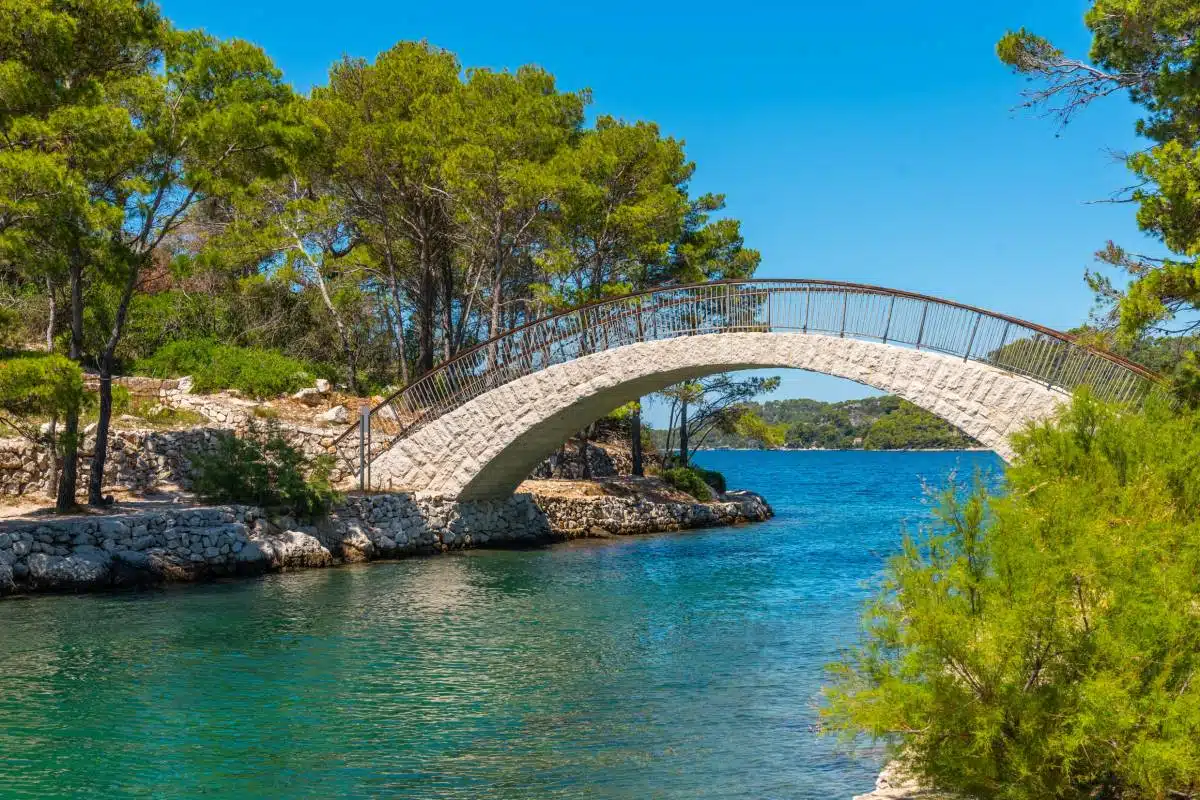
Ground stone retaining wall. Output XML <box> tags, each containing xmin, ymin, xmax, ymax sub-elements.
<box><xmin>0</xmin><ymin>493</ymin><xmax>548</xmax><ymax>595</ymax></box>
<box><xmin>0</xmin><ymin>488</ymin><xmax>772</xmax><ymax>596</ymax></box>
<box><xmin>0</xmin><ymin>425</ymin><xmax>359</xmax><ymax>500</ymax></box>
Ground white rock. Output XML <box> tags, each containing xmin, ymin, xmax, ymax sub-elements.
<box><xmin>318</xmin><ymin>405</ymin><xmax>349</xmax><ymax>425</ymax></box>
<box><xmin>292</xmin><ymin>387</ymin><xmax>324</xmax><ymax>407</ymax></box>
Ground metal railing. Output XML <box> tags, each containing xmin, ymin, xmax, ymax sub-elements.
<box><xmin>332</xmin><ymin>279</ymin><xmax>1164</xmax><ymax>484</ymax></box>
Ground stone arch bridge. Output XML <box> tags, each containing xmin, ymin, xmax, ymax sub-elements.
<box><xmin>332</xmin><ymin>280</ymin><xmax>1160</xmax><ymax>500</ymax></box>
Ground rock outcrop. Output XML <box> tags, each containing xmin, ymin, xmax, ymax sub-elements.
<box><xmin>854</xmin><ymin>763</ymin><xmax>944</xmax><ymax>800</ymax></box>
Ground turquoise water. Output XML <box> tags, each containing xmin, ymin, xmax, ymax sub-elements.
<box><xmin>0</xmin><ymin>450</ymin><xmax>1002</xmax><ymax>799</ymax></box>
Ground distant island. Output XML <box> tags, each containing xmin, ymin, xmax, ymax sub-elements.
<box><xmin>652</xmin><ymin>396</ymin><xmax>981</xmax><ymax>451</ymax></box>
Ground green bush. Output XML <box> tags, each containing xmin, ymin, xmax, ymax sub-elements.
<box><xmin>191</xmin><ymin>421</ymin><xmax>337</xmax><ymax>518</ymax></box>
<box><xmin>696</xmin><ymin>467</ymin><xmax>726</xmax><ymax>494</ymax></box>
<box><xmin>661</xmin><ymin>466</ymin><xmax>714</xmax><ymax>501</ymax></box>
<box><xmin>134</xmin><ymin>339</ymin><xmax>319</xmax><ymax>399</ymax></box>
<box><xmin>822</xmin><ymin>392</ymin><xmax>1200</xmax><ymax>799</ymax></box>
<box><xmin>0</xmin><ymin>354</ymin><xmax>88</xmax><ymax>426</ymax></box>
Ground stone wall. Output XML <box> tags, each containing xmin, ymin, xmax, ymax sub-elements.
<box><xmin>0</xmin><ymin>493</ymin><xmax>549</xmax><ymax>595</ymax></box>
<box><xmin>0</xmin><ymin>424</ymin><xmax>359</xmax><ymax>500</ymax></box>
<box><xmin>0</xmin><ymin>485</ymin><xmax>772</xmax><ymax>597</ymax></box>
<box><xmin>0</xmin><ymin>372</ymin><xmax>379</xmax><ymax>500</ymax></box>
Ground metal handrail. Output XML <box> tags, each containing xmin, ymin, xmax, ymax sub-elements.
<box><xmin>331</xmin><ymin>279</ymin><xmax>1165</xmax><ymax>480</ymax></box>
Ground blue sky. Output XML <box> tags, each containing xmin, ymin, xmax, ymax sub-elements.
<box><xmin>162</xmin><ymin>0</ymin><xmax>1150</xmax><ymax>416</ymax></box>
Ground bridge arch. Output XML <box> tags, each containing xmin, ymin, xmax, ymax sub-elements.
<box><xmin>334</xmin><ymin>280</ymin><xmax>1160</xmax><ymax>500</ymax></box>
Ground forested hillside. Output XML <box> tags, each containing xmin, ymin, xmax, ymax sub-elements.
<box><xmin>0</xmin><ymin>7</ymin><xmax>761</xmax><ymax>507</ymax></box>
<box><xmin>653</xmin><ymin>395</ymin><xmax>979</xmax><ymax>451</ymax></box>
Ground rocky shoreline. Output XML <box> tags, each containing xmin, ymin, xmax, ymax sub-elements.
<box><xmin>0</xmin><ymin>481</ymin><xmax>772</xmax><ymax>597</ymax></box>
<box><xmin>854</xmin><ymin>763</ymin><xmax>944</xmax><ymax>799</ymax></box>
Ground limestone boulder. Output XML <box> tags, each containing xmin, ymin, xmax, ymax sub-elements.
<box><xmin>109</xmin><ymin>550</ymin><xmax>158</xmax><ymax>587</ymax></box>
<box><xmin>853</xmin><ymin>763</ymin><xmax>939</xmax><ymax>800</ymax></box>
<box><xmin>26</xmin><ymin>549</ymin><xmax>112</xmax><ymax>591</ymax></box>
<box><xmin>292</xmin><ymin>387</ymin><xmax>324</xmax><ymax>407</ymax></box>
<box><xmin>339</xmin><ymin>526</ymin><xmax>375</xmax><ymax>563</ymax></box>
<box><xmin>249</xmin><ymin>530</ymin><xmax>332</xmax><ymax>570</ymax></box>
<box><xmin>318</xmin><ymin>405</ymin><xmax>349</xmax><ymax>425</ymax></box>
<box><xmin>234</xmin><ymin>540</ymin><xmax>272</xmax><ymax>573</ymax></box>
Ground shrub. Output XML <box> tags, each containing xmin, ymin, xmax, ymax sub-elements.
<box><xmin>696</xmin><ymin>467</ymin><xmax>726</xmax><ymax>494</ymax></box>
<box><xmin>661</xmin><ymin>466</ymin><xmax>714</xmax><ymax>501</ymax></box>
<box><xmin>191</xmin><ymin>421</ymin><xmax>337</xmax><ymax>518</ymax></box>
<box><xmin>822</xmin><ymin>392</ymin><xmax>1200</xmax><ymax>799</ymax></box>
<box><xmin>134</xmin><ymin>339</ymin><xmax>318</xmax><ymax>399</ymax></box>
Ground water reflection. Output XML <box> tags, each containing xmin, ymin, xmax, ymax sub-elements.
<box><xmin>0</xmin><ymin>450</ymin><xmax>1001</xmax><ymax>799</ymax></box>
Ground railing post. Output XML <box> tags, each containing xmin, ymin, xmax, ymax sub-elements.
<box><xmin>993</xmin><ymin>322</ymin><xmax>1012</xmax><ymax>366</ymax></box>
<box><xmin>882</xmin><ymin>295</ymin><xmax>895</xmax><ymax>343</ymax></box>
<box><xmin>802</xmin><ymin>287</ymin><xmax>811</xmax><ymax>333</ymax></box>
<box><xmin>916</xmin><ymin>302</ymin><xmax>929</xmax><ymax>349</ymax></box>
<box><xmin>839</xmin><ymin>291</ymin><xmax>848</xmax><ymax>337</ymax></box>
<box><xmin>964</xmin><ymin>314</ymin><xmax>982</xmax><ymax>362</ymax></box>
<box><xmin>359</xmin><ymin>404</ymin><xmax>370</xmax><ymax>492</ymax></box>
<box><xmin>1048</xmin><ymin>344</ymin><xmax>1068</xmax><ymax>389</ymax></box>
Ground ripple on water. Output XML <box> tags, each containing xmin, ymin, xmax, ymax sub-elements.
<box><xmin>0</xmin><ymin>450</ymin><xmax>1001</xmax><ymax>799</ymax></box>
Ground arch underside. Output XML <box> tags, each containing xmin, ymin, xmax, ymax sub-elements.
<box><xmin>368</xmin><ymin>333</ymin><xmax>1067</xmax><ymax>500</ymax></box>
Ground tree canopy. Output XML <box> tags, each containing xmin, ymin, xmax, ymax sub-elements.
<box><xmin>0</xmin><ymin>1</ymin><xmax>762</xmax><ymax>506</ymax></box>
<box><xmin>998</xmin><ymin>1</ymin><xmax>1200</xmax><ymax>398</ymax></box>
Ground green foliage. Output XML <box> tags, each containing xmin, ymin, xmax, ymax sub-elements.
<box><xmin>661</xmin><ymin>466</ymin><xmax>714</xmax><ymax>502</ymax></box>
<box><xmin>0</xmin><ymin>354</ymin><xmax>88</xmax><ymax>431</ymax></box>
<box><xmin>0</xmin><ymin>307</ymin><xmax>22</xmax><ymax>350</ymax></box>
<box><xmin>823</xmin><ymin>393</ymin><xmax>1200</xmax><ymax>799</ymax></box>
<box><xmin>695</xmin><ymin>467</ymin><xmax>726</xmax><ymax>495</ymax></box>
<box><xmin>191</xmin><ymin>422</ymin><xmax>336</xmax><ymax>518</ymax></box>
<box><xmin>863</xmin><ymin>401</ymin><xmax>976</xmax><ymax>450</ymax></box>
<box><xmin>134</xmin><ymin>339</ymin><xmax>319</xmax><ymax>398</ymax></box>
<box><xmin>999</xmin><ymin>4</ymin><xmax>1200</xmax><ymax>360</ymax></box>
<box><xmin>731</xmin><ymin>411</ymin><xmax>787</xmax><ymax>449</ymax></box>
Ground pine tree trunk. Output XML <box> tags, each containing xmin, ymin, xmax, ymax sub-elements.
<box><xmin>55</xmin><ymin>257</ymin><xmax>84</xmax><ymax>511</ymax></box>
<box><xmin>417</xmin><ymin>240</ymin><xmax>435</xmax><ymax>375</ymax></box>
<box><xmin>56</xmin><ymin>406</ymin><xmax>79</xmax><ymax>511</ymax></box>
<box><xmin>631</xmin><ymin>402</ymin><xmax>644</xmax><ymax>477</ymax></box>
<box><xmin>679</xmin><ymin>397</ymin><xmax>689</xmax><ymax>469</ymax></box>
<box><xmin>87</xmin><ymin>364</ymin><xmax>112</xmax><ymax>506</ymax></box>
<box><xmin>89</xmin><ymin>263</ymin><xmax>138</xmax><ymax>506</ymax></box>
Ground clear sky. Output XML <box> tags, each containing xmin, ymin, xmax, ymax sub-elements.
<box><xmin>160</xmin><ymin>0</ymin><xmax>1150</xmax><ymax>415</ymax></box>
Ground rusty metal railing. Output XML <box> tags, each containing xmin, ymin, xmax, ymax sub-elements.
<box><xmin>332</xmin><ymin>279</ymin><xmax>1164</xmax><ymax>484</ymax></box>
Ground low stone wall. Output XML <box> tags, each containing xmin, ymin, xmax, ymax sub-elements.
<box><xmin>0</xmin><ymin>416</ymin><xmax>372</xmax><ymax>501</ymax></box>
<box><xmin>534</xmin><ymin>489</ymin><xmax>773</xmax><ymax>537</ymax></box>
<box><xmin>0</xmin><ymin>486</ymin><xmax>773</xmax><ymax>596</ymax></box>
<box><xmin>0</xmin><ymin>493</ymin><xmax>549</xmax><ymax>595</ymax></box>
